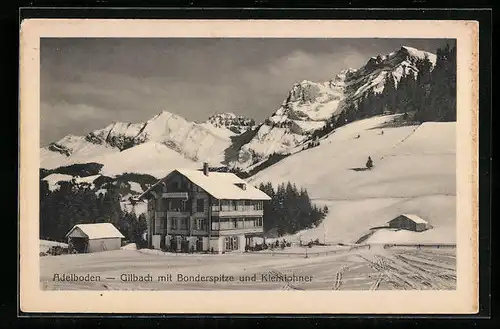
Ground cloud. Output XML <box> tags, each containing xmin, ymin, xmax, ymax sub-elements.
<box><xmin>40</xmin><ymin>101</ymin><xmax>116</xmax><ymax>145</ymax></box>
<box><xmin>40</xmin><ymin>47</ymin><xmax>369</xmax><ymax>146</ymax></box>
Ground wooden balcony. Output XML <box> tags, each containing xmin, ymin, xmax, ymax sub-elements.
<box><xmin>212</xmin><ymin>227</ymin><xmax>264</xmax><ymax>236</ymax></box>
<box><xmin>162</xmin><ymin>192</ymin><xmax>189</xmax><ymax>199</ymax></box>
<box><xmin>211</xmin><ymin>208</ymin><xmax>263</xmax><ymax>217</ymax></box>
<box><xmin>166</xmin><ymin>211</ymin><xmax>190</xmax><ymax>218</ymax></box>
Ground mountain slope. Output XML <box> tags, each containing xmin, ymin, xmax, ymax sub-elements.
<box><xmin>249</xmin><ymin>114</ymin><xmax>455</xmax><ymax>244</ymax></box>
<box><xmin>41</xmin><ymin>111</ymin><xmax>256</xmax><ymax>173</ymax></box>
<box><xmin>232</xmin><ymin>46</ymin><xmax>437</xmax><ymax>169</ymax></box>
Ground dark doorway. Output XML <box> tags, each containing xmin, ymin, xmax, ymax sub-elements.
<box><xmin>196</xmin><ymin>238</ymin><xmax>203</xmax><ymax>251</ymax></box>
<box><xmin>69</xmin><ymin>237</ymin><xmax>88</xmax><ymax>253</ymax></box>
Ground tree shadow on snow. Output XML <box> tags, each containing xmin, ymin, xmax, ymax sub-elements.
<box><xmin>348</xmin><ymin>167</ymin><xmax>371</xmax><ymax>172</ymax></box>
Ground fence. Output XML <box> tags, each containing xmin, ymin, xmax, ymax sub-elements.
<box><xmin>246</xmin><ymin>246</ymin><xmax>354</xmax><ymax>258</ymax></box>
<box><xmin>382</xmin><ymin>243</ymin><xmax>456</xmax><ymax>249</ymax></box>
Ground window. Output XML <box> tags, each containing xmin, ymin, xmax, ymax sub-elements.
<box><xmin>195</xmin><ymin>219</ymin><xmax>206</xmax><ymax>231</ymax></box>
<box><xmin>168</xmin><ymin>181</ymin><xmax>180</xmax><ymax>191</ymax></box>
<box><xmin>225</xmin><ymin>237</ymin><xmax>239</xmax><ymax>251</ymax></box>
<box><xmin>211</xmin><ymin>221</ymin><xmax>219</xmax><ymax>230</ymax></box>
<box><xmin>196</xmin><ymin>199</ymin><xmax>205</xmax><ymax>212</ymax></box>
<box><xmin>196</xmin><ymin>238</ymin><xmax>203</xmax><ymax>251</ymax></box>
<box><xmin>180</xmin><ymin>218</ymin><xmax>188</xmax><ymax>230</ymax></box>
<box><xmin>171</xmin><ymin>217</ymin><xmax>177</xmax><ymax>230</ymax></box>
<box><xmin>211</xmin><ymin>199</ymin><xmax>220</xmax><ymax>212</ymax></box>
<box><xmin>225</xmin><ymin>237</ymin><xmax>232</xmax><ymax>250</ymax></box>
<box><xmin>169</xmin><ymin>199</ymin><xmax>184</xmax><ymax>212</ymax></box>
<box><xmin>232</xmin><ymin>219</ymin><xmax>238</xmax><ymax>228</ymax></box>
<box><xmin>237</xmin><ymin>219</ymin><xmax>245</xmax><ymax>229</ymax></box>
<box><xmin>219</xmin><ymin>219</ymin><xmax>231</xmax><ymax>230</ymax></box>
<box><xmin>221</xmin><ymin>200</ymin><xmax>230</xmax><ymax>211</ymax></box>
<box><xmin>256</xmin><ymin>217</ymin><xmax>263</xmax><ymax>227</ymax></box>
<box><xmin>245</xmin><ymin>218</ymin><xmax>255</xmax><ymax>228</ymax></box>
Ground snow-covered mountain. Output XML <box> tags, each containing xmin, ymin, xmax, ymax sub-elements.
<box><xmin>41</xmin><ymin>45</ymin><xmax>437</xmax><ymax>177</ymax></box>
<box><xmin>41</xmin><ymin>111</ymin><xmax>256</xmax><ymax>176</ymax></box>
<box><xmin>205</xmin><ymin>112</ymin><xmax>256</xmax><ymax>135</ymax></box>
<box><xmin>232</xmin><ymin>46</ymin><xmax>437</xmax><ymax>168</ymax></box>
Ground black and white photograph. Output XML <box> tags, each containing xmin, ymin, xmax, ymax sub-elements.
<box><xmin>19</xmin><ymin>19</ymin><xmax>478</xmax><ymax>314</ymax></box>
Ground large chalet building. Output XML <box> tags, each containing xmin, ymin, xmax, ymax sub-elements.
<box><xmin>138</xmin><ymin>163</ymin><xmax>271</xmax><ymax>253</ymax></box>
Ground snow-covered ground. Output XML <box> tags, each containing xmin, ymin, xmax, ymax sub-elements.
<box><xmin>40</xmin><ymin>240</ymin><xmax>68</xmax><ymax>253</ymax></box>
<box><xmin>128</xmin><ymin>182</ymin><xmax>143</xmax><ymax>194</ymax></box>
<box><xmin>42</xmin><ymin>173</ymin><xmax>101</xmax><ymax>191</ymax></box>
<box><xmin>120</xmin><ymin>200</ymin><xmax>148</xmax><ymax>215</ymax></box>
<box><xmin>42</xmin><ymin>173</ymin><xmax>74</xmax><ymax>191</ymax></box>
<box><xmin>120</xmin><ymin>243</ymin><xmax>137</xmax><ymax>251</ymax></box>
<box><xmin>94</xmin><ymin>141</ymin><xmax>199</xmax><ymax>177</ymax></box>
<box><xmin>249</xmin><ymin>115</ymin><xmax>456</xmax><ymax>245</ymax></box>
<box><xmin>40</xmin><ymin>247</ymin><xmax>456</xmax><ymax>290</ymax></box>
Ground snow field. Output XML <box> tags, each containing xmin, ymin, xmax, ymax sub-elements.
<box><xmin>250</xmin><ymin>115</ymin><xmax>456</xmax><ymax>245</ymax></box>
<box><xmin>40</xmin><ymin>247</ymin><xmax>455</xmax><ymax>290</ymax></box>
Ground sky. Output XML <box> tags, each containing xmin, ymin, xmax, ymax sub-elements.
<box><xmin>40</xmin><ymin>38</ymin><xmax>453</xmax><ymax>146</ymax></box>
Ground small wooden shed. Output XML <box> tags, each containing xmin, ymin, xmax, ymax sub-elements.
<box><xmin>388</xmin><ymin>214</ymin><xmax>430</xmax><ymax>232</ymax></box>
<box><xmin>65</xmin><ymin>223</ymin><xmax>124</xmax><ymax>253</ymax></box>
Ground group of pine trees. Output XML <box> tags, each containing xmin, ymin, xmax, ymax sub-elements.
<box><xmin>311</xmin><ymin>43</ymin><xmax>456</xmax><ymax>140</ymax></box>
<box><xmin>40</xmin><ymin>176</ymin><xmax>325</xmax><ymax>244</ymax></box>
<box><xmin>40</xmin><ymin>179</ymin><xmax>148</xmax><ymax>246</ymax></box>
<box><xmin>257</xmin><ymin>181</ymin><xmax>328</xmax><ymax>236</ymax></box>
<box><xmin>355</xmin><ymin>43</ymin><xmax>457</xmax><ymax>122</ymax></box>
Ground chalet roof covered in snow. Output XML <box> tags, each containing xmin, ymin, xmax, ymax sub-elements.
<box><xmin>139</xmin><ymin>169</ymin><xmax>271</xmax><ymax>201</ymax></box>
<box><xmin>390</xmin><ymin>214</ymin><xmax>428</xmax><ymax>224</ymax></box>
<box><xmin>65</xmin><ymin>223</ymin><xmax>125</xmax><ymax>240</ymax></box>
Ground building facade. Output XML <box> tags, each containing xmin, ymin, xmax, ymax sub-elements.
<box><xmin>138</xmin><ymin>164</ymin><xmax>271</xmax><ymax>253</ymax></box>
<box><xmin>65</xmin><ymin>223</ymin><xmax>125</xmax><ymax>253</ymax></box>
<box><xmin>388</xmin><ymin>214</ymin><xmax>429</xmax><ymax>232</ymax></box>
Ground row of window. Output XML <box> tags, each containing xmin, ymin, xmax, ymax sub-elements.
<box><xmin>164</xmin><ymin>199</ymin><xmax>263</xmax><ymax>213</ymax></box>
<box><xmin>160</xmin><ymin>217</ymin><xmax>208</xmax><ymax>231</ymax></box>
<box><xmin>163</xmin><ymin>198</ymin><xmax>206</xmax><ymax>213</ymax></box>
<box><xmin>212</xmin><ymin>200</ymin><xmax>263</xmax><ymax>211</ymax></box>
<box><xmin>211</xmin><ymin>217</ymin><xmax>263</xmax><ymax>231</ymax></box>
<box><xmin>154</xmin><ymin>217</ymin><xmax>263</xmax><ymax>234</ymax></box>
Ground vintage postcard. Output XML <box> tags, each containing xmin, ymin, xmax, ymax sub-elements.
<box><xmin>19</xmin><ymin>19</ymin><xmax>479</xmax><ymax>314</ymax></box>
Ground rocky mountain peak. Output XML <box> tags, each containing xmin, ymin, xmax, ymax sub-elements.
<box><xmin>207</xmin><ymin>112</ymin><xmax>256</xmax><ymax>135</ymax></box>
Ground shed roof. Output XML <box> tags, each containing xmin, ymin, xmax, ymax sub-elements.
<box><xmin>390</xmin><ymin>214</ymin><xmax>428</xmax><ymax>224</ymax></box>
<box><xmin>139</xmin><ymin>168</ymin><xmax>272</xmax><ymax>201</ymax></box>
<box><xmin>65</xmin><ymin>223</ymin><xmax>125</xmax><ymax>240</ymax></box>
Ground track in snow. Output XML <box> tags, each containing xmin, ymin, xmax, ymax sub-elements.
<box><xmin>40</xmin><ymin>247</ymin><xmax>456</xmax><ymax>291</ymax></box>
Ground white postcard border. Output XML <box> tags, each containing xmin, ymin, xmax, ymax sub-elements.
<box><xmin>19</xmin><ymin>19</ymin><xmax>479</xmax><ymax>314</ymax></box>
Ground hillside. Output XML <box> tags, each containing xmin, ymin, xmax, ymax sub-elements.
<box><xmin>249</xmin><ymin>114</ymin><xmax>456</xmax><ymax>244</ymax></box>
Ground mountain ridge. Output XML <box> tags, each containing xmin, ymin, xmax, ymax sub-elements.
<box><xmin>229</xmin><ymin>46</ymin><xmax>437</xmax><ymax>169</ymax></box>
<box><xmin>41</xmin><ymin>45</ymin><xmax>440</xmax><ymax>176</ymax></box>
